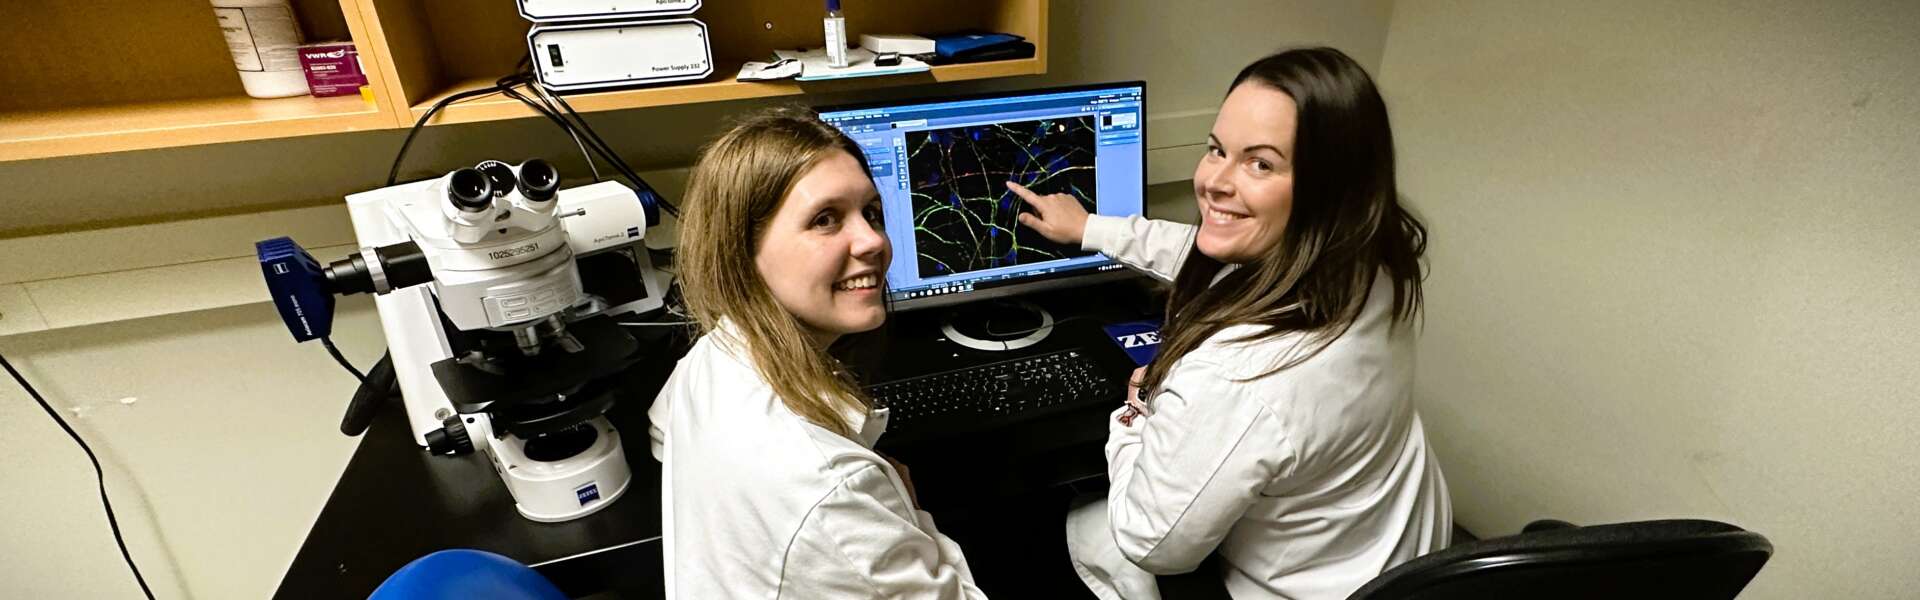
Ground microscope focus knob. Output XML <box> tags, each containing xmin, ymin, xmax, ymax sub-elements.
<box><xmin>425</xmin><ymin>416</ymin><xmax>475</xmax><ymax>456</ymax></box>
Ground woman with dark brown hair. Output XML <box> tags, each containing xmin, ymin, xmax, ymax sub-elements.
<box><xmin>1016</xmin><ymin>48</ymin><xmax>1451</xmax><ymax>599</ymax></box>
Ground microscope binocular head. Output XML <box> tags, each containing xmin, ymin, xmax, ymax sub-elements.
<box><xmin>438</xmin><ymin>159</ymin><xmax>568</xmax><ymax>243</ymax></box>
<box><xmin>468</xmin><ymin>159</ymin><xmax>561</xmax><ymax>206</ymax></box>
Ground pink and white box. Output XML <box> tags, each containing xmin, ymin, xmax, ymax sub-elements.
<box><xmin>297</xmin><ymin>42</ymin><xmax>368</xmax><ymax>97</ymax></box>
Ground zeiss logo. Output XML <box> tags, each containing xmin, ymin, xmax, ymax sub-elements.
<box><xmin>487</xmin><ymin>242</ymin><xmax>539</xmax><ymax>261</ymax></box>
<box><xmin>626</xmin><ymin>226</ymin><xmax>640</xmax><ymax>238</ymax></box>
<box><xmin>575</xmin><ymin>483</ymin><xmax>601</xmax><ymax>506</ymax></box>
<box><xmin>1116</xmin><ymin>332</ymin><xmax>1161</xmax><ymax>349</ymax></box>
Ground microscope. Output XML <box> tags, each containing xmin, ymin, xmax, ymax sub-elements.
<box><xmin>257</xmin><ymin>159</ymin><xmax>666</xmax><ymax>522</ymax></box>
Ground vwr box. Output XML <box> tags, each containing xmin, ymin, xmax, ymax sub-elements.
<box><xmin>516</xmin><ymin>0</ymin><xmax>700</xmax><ymax>22</ymax></box>
<box><xmin>528</xmin><ymin>19</ymin><xmax>714</xmax><ymax>92</ymax></box>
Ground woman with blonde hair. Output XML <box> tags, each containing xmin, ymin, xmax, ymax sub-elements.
<box><xmin>648</xmin><ymin>107</ymin><xmax>987</xmax><ymax>598</ymax></box>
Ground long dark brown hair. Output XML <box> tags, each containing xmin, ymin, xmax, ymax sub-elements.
<box><xmin>677</xmin><ymin>107</ymin><xmax>875</xmax><ymax>437</ymax></box>
<box><xmin>1139</xmin><ymin>47</ymin><xmax>1427</xmax><ymax>395</ymax></box>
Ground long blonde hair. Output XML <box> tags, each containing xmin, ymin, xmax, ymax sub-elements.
<box><xmin>677</xmin><ymin>107</ymin><xmax>874</xmax><ymax>437</ymax></box>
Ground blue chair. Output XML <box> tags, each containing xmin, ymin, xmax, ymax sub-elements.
<box><xmin>368</xmin><ymin>549</ymin><xmax>569</xmax><ymax>600</ymax></box>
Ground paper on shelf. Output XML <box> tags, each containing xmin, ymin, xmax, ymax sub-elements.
<box><xmin>771</xmin><ymin>47</ymin><xmax>931</xmax><ymax>81</ymax></box>
<box><xmin>737</xmin><ymin>59</ymin><xmax>802</xmax><ymax>81</ymax></box>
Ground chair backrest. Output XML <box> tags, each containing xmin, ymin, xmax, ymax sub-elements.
<box><xmin>1346</xmin><ymin>519</ymin><xmax>1772</xmax><ymax>600</ymax></box>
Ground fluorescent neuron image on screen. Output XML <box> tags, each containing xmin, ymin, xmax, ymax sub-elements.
<box><xmin>905</xmin><ymin>116</ymin><xmax>1099</xmax><ymax>278</ymax></box>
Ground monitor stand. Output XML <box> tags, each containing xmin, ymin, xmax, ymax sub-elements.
<box><xmin>940</xmin><ymin>300</ymin><xmax>1055</xmax><ymax>352</ymax></box>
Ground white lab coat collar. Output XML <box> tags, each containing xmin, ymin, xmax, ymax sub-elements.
<box><xmin>649</xmin><ymin>317</ymin><xmax>982</xmax><ymax>598</ymax></box>
<box><xmin>705</xmin><ymin>317</ymin><xmax>890</xmax><ymax>449</ymax></box>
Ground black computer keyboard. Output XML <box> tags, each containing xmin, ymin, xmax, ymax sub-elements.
<box><xmin>868</xmin><ymin>349</ymin><xmax>1120</xmax><ymax>436</ymax></box>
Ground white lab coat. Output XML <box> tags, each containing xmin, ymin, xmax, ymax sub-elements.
<box><xmin>1067</xmin><ymin>215</ymin><xmax>1451</xmax><ymax>600</ymax></box>
<box><xmin>648</xmin><ymin>322</ymin><xmax>987</xmax><ymax>599</ymax></box>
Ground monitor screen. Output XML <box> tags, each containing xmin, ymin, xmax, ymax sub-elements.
<box><xmin>817</xmin><ymin>82</ymin><xmax>1147</xmax><ymax>311</ymax></box>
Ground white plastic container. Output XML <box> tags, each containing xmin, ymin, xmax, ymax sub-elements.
<box><xmin>211</xmin><ymin>0</ymin><xmax>309</xmax><ymax>98</ymax></box>
<box><xmin>824</xmin><ymin>0</ymin><xmax>848</xmax><ymax>68</ymax></box>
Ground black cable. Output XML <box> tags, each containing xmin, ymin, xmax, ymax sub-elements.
<box><xmin>522</xmin><ymin>80</ymin><xmax>604</xmax><ymax>181</ymax></box>
<box><xmin>386</xmin><ymin>81</ymin><xmax>521</xmax><ymax>186</ymax></box>
<box><xmin>493</xmin><ymin>75</ymin><xmax>601</xmax><ymax>181</ymax></box>
<box><xmin>544</xmin><ymin>90</ymin><xmax>682</xmax><ymax>219</ymax></box>
<box><xmin>479</xmin><ymin>68</ymin><xmax>673</xmax><ymax>220</ymax></box>
<box><xmin>498</xmin><ymin>64</ymin><xmax>648</xmax><ymax>201</ymax></box>
<box><xmin>1</xmin><ymin>350</ymin><xmax>158</xmax><ymax>600</ymax></box>
<box><xmin>320</xmin><ymin>336</ymin><xmax>367</xmax><ymax>383</ymax></box>
<box><xmin>384</xmin><ymin>66</ymin><xmax>680</xmax><ymax>220</ymax></box>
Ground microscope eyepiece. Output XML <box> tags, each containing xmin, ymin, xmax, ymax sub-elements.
<box><xmin>446</xmin><ymin>168</ymin><xmax>493</xmax><ymax>212</ymax></box>
<box><xmin>516</xmin><ymin>159</ymin><xmax>560</xmax><ymax>203</ymax></box>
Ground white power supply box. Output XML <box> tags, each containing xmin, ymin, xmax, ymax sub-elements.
<box><xmin>516</xmin><ymin>0</ymin><xmax>700</xmax><ymax>22</ymax></box>
<box><xmin>527</xmin><ymin>19</ymin><xmax>714</xmax><ymax>92</ymax></box>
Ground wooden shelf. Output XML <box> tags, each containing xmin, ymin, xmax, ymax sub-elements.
<box><xmin>0</xmin><ymin>94</ymin><xmax>391</xmax><ymax>162</ymax></box>
<box><xmin>2</xmin><ymin>0</ymin><xmax>1046</xmax><ymax>163</ymax></box>
<box><xmin>0</xmin><ymin>0</ymin><xmax>402</xmax><ymax>163</ymax></box>
<box><xmin>408</xmin><ymin>58</ymin><xmax>1046</xmax><ymax>125</ymax></box>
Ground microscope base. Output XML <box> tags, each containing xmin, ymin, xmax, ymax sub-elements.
<box><xmin>483</xmin><ymin>416</ymin><xmax>632</xmax><ymax>523</ymax></box>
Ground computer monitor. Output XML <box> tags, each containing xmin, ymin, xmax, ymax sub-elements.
<box><xmin>817</xmin><ymin>81</ymin><xmax>1148</xmax><ymax>314</ymax></box>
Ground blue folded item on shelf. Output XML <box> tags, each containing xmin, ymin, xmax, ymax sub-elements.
<box><xmin>931</xmin><ymin>31</ymin><xmax>1026</xmax><ymax>59</ymax></box>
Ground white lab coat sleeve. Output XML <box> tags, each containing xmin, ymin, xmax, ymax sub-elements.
<box><xmin>1081</xmin><ymin>214</ymin><xmax>1196</xmax><ymax>283</ymax></box>
<box><xmin>816</xmin><ymin>462</ymin><xmax>989</xmax><ymax>599</ymax></box>
<box><xmin>646</xmin><ymin>387</ymin><xmax>671</xmax><ymax>462</ymax></box>
<box><xmin>1105</xmin><ymin>358</ymin><xmax>1297</xmax><ymax>575</ymax></box>
<box><xmin>1104</xmin><ymin>404</ymin><xmax>1143</xmax><ymax>461</ymax></box>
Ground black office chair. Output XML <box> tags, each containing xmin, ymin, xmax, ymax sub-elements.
<box><xmin>1345</xmin><ymin>519</ymin><xmax>1773</xmax><ymax>600</ymax></box>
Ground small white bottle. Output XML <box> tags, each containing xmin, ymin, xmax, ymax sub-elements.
<box><xmin>824</xmin><ymin>0</ymin><xmax>849</xmax><ymax>68</ymax></box>
<box><xmin>211</xmin><ymin>0</ymin><xmax>310</xmax><ymax>98</ymax></box>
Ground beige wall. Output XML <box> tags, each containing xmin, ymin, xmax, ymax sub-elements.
<box><xmin>1380</xmin><ymin>1</ymin><xmax>1920</xmax><ymax>597</ymax></box>
<box><xmin>0</xmin><ymin>1</ymin><xmax>1389</xmax><ymax>598</ymax></box>
<box><xmin>1</xmin><ymin>299</ymin><xmax>384</xmax><ymax>600</ymax></box>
